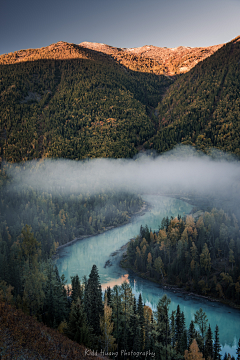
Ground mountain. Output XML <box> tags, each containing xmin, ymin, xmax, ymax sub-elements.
<box><xmin>0</xmin><ymin>41</ymin><xmax>171</xmax><ymax>162</ymax></box>
<box><xmin>79</xmin><ymin>41</ymin><xmax>223</xmax><ymax>76</ymax></box>
<box><xmin>145</xmin><ymin>36</ymin><xmax>240</xmax><ymax>156</ymax></box>
<box><xmin>0</xmin><ymin>37</ymin><xmax>239</xmax><ymax>163</ymax></box>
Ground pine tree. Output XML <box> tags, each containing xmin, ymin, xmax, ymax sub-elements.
<box><xmin>65</xmin><ymin>298</ymin><xmax>92</xmax><ymax>347</ymax></box>
<box><xmin>137</xmin><ymin>293</ymin><xmax>145</xmax><ymax>349</ymax></box>
<box><xmin>121</xmin><ymin>281</ymin><xmax>133</xmax><ymax>353</ymax></box>
<box><xmin>175</xmin><ymin>304</ymin><xmax>182</xmax><ymax>352</ymax></box>
<box><xmin>205</xmin><ymin>324</ymin><xmax>213</xmax><ymax>360</ymax></box>
<box><xmin>194</xmin><ymin>308</ymin><xmax>208</xmax><ymax>339</ymax></box>
<box><xmin>156</xmin><ymin>294</ymin><xmax>171</xmax><ymax>359</ymax></box>
<box><xmin>213</xmin><ymin>325</ymin><xmax>221</xmax><ymax>360</ymax></box>
<box><xmin>111</xmin><ymin>285</ymin><xmax>123</xmax><ymax>356</ymax></box>
<box><xmin>106</xmin><ymin>286</ymin><xmax>112</xmax><ymax>306</ymax></box>
<box><xmin>71</xmin><ymin>274</ymin><xmax>82</xmax><ymax>303</ymax></box>
<box><xmin>129</xmin><ymin>296</ymin><xmax>137</xmax><ymax>351</ymax></box>
<box><xmin>188</xmin><ymin>320</ymin><xmax>196</xmax><ymax>349</ymax></box>
<box><xmin>85</xmin><ymin>264</ymin><xmax>103</xmax><ymax>336</ymax></box>
<box><xmin>43</xmin><ymin>262</ymin><xmax>68</xmax><ymax>328</ymax></box>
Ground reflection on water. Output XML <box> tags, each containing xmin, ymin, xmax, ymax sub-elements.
<box><xmin>56</xmin><ymin>195</ymin><xmax>240</xmax><ymax>357</ymax></box>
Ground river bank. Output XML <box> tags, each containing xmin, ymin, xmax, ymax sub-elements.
<box><xmin>55</xmin><ymin>200</ymin><xmax>151</xmax><ymax>253</ymax></box>
<box><xmin>118</xmin><ymin>243</ymin><xmax>240</xmax><ymax>311</ymax></box>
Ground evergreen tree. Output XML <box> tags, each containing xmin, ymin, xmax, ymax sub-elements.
<box><xmin>188</xmin><ymin>320</ymin><xmax>196</xmax><ymax>349</ymax></box>
<box><xmin>100</xmin><ymin>294</ymin><xmax>116</xmax><ymax>353</ymax></box>
<box><xmin>214</xmin><ymin>325</ymin><xmax>221</xmax><ymax>360</ymax></box>
<box><xmin>205</xmin><ymin>324</ymin><xmax>213</xmax><ymax>360</ymax></box>
<box><xmin>121</xmin><ymin>281</ymin><xmax>133</xmax><ymax>353</ymax></box>
<box><xmin>156</xmin><ymin>294</ymin><xmax>171</xmax><ymax>359</ymax></box>
<box><xmin>175</xmin><ymin>304</ymin><xmax>183</xmax><ymax>352</ymax></box>
<box><xmin>65</xmin><ymin>298</ymin><xmax>93</xmax><ymax>347</ymax></box>
<box><xmin>111</xmin><ymin>285</ymin><xmax>123</xmax><ymax>356</ymax></box>
<box><xmin>43</xmin><ymin>262</ymin><xmax>68</xmax><ymax>327</ymax></box>
<box><xmin>194</xmin><ymin>308</ymin><xmax>208</xmax><ymax>339</ymax></box>
<box><xmin>106</xmin><ymin>286</ymin><xmax>112</xmax><ymax>306</ymax></box>
<box><xmin>85</xmin><ymin>265</ymin><xmax>104</xmax><ymax>337</ymax></box>
<box><xmin>137</xmin><ymin>293</ymin><xmax>145</xmax><ymax>349</ymax></box>
<box><xmin>128</xmin><ymin>296</ymin><xmax>137</xmax><ymax>350</ymax></box>
<box><xmin>71</xmin><ymin>274</ymin><xmax>82</xmax><ymax>303</ymax></box>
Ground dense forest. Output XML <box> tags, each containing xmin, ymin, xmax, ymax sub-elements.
<box><xmin>1</xmin><ymin>36</ymin><xmax>240</xmax><ymax>359</ymax></box>
<box><xmin>1</xmin><ymin>249</ymin><xmax>240</xmax><ymax>359</ymax></box>
<box><xmin>146</xmin><ymin>36</ymin><xmax>240</xmax><ymax>156</ymax></box>
<box><xmin>0</xmin><ymin>161</ymin><xmax>143</xmax><ymax>287</ymax></box>
<box><xmin>0</xmin><ymin>41</ymin><xmax>171</xmax><ymax>163</ymax></box>
<box><xmin>1</xmin><ymin>37</ymin><xmax>240</xmax><ymax>164</ymax></box>
<box><xmin>125</xmin><ymin>209</ymin><xmax>240</xmax><ymax>306</ymax></box>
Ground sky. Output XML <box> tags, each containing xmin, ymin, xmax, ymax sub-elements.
<box><xmin>1</xmin><ymin>0</ymin><xmax>240</xmax><ymax>55</ymax></box>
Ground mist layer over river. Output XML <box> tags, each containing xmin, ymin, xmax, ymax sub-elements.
<box><xmin>56</xmin><ymin>195</ymin><xmax>240</xmax><ymax>356</ymax></box>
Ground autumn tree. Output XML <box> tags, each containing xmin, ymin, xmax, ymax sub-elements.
<box><xmin>100</xmin><ymin>294</ymin><xmax>116</xmax><ymax>353</ymax></box>
<box><xmin>184</xmin><ymin>339</ymin><xmax>204</xmax><ymax>360</ymax></box>
<box><xmin>200</xmin><ymin>243</ymin><xmax>211</xmax><ymax>274</ymax></box>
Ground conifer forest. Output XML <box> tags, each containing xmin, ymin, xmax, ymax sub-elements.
<box><xmin>1</xmin><ymin>35</ymin><xmax>240</xmax><ymax>359</ymax></box>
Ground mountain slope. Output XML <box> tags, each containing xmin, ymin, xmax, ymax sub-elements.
<box><xmin>0</xmin><ymin>301</ymin><xmax>104</xmax><ymax>359</ymax></box>
<box><xmin>0</xmin><ymin>37</ymin><xmax>239</xmax><ymax>163</ymax></box>
<box><xmin>0</xmin><ymin>42</ymin><xmax>171</xmax><ymax>162</ymax></box>
<box><xmin>79</xmin><ymin>41</ymin><xmax>223</xmax><ymax>76</ymax></box>
<box><xmin>145</xmin><ymin>36</ymin><xmax>240</xmax><ymax>156</ymax></box>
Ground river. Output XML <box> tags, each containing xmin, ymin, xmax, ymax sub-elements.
<box><xmin>56</xmin><ymin>195</ymin><xmax>240</xmax><ymax>357</ymax></box>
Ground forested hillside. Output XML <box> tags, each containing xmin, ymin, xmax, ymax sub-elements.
<box><xmin>1</xmin><ymin>37</ymin><xmax>240</xmax><ymax>164</ymax></box>
<box><xmin>146</xmin><ymin>36</ymin><xmax>240</xmax><ymax>156</ymax></box>
<box><xmin>0</xmin><ymin>41</ymin><xmax>171</xmax><ymax>163</ymax></box>
<box><xmin>125</xmin><ymin>210</ymin><xmax>240</xmax><ymax>306</ymax></box>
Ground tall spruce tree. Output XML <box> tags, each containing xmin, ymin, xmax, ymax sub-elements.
<box><xmin>129</xmin><ymin>296</ymin><xmax>137</xmax><ymax>350</ymax></box>
<box><xmin>188</xmin><ymin>321</ymin><xmax>196</xmax><ymax>349</ymax></box>
<box><xmin>156</xmin><ymin>294</ymin><xmax>171</xmax><ymax>359</ymax></box>
<box><xmin>65</xmin><ymin>298</ymin><xmax>93</xmax><ymax>347</ymax></box>
<box><xmin>137</xmin><ymin>293</ymin><xmax>145</xmax><ymax>350</ymax></box>
<box><xmin>111</xmin><ymin>285</ymin><xmax>123</xmax><ymax>357</ymax></box>
<box><xmin>213</xmin><ymin>325</ymin><xmax>221</xmax><ymax>360</ymax></box>
<box><xmin>205</xmin><ymin>324</ymin><xmax>213</xmax><ymax>360</ymax></box>
<box><xmin>71</xmin><ymin>274</ymin><xmax>82</xmax><ymax>303</ymax></box>
<box><xmin>85</xmin><ymin>265</ymin><xmax>103</xmax><ymax>337</ymax></box>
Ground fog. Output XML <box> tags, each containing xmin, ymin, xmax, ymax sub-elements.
<box><xmin>6</xmin><ymin>146</ymin><xmax>240</xmax><ymax>202</ymax></box>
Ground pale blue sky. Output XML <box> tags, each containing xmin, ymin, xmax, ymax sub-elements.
<box><xmin>1</xmin><ymin>0</ymin><xmax>240</xmax><ymax>55</ymax></box>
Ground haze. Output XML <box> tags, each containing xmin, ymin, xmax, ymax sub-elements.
<box><xmin>6</xmin><ymin>147</ymin><xmax>240</xmax><ymax>212</ymax></box>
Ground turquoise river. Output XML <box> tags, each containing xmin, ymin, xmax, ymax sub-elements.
<box><xmin>56</xmin><ymin>195</ymin><xmax>240</xmax><ymax>357</ymax></box>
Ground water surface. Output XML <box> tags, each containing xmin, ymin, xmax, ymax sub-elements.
<box><xmin>56</xmin><ymin>195</ymin><xmax>240</xmax><ymax>356</ymax></box>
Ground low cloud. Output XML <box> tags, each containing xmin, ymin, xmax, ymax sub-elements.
<box><xmin>5</xmin><ymin>146</ymin><xmax>240</xmax><ymax>211</ymax></box>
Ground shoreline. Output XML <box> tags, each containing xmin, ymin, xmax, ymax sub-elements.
<box><xmin>55</xmin><ymin>200</ymin><xmax>150</xmax><ymax>253</ymax></box>
<box><xmin>119</xmin><ymin>247</ymin><xmax>240</xmax><ymax>311</ymax></box>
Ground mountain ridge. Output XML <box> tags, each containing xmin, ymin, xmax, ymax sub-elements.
<box><xmin>1</xmin><ymin>39</ymin><xmax>223</xmax><ymax>76</ymax></box>
<box><xmin>0</xmin><ymin>36</ymin><xmax>240</xmax><ymax>163</ymax></box>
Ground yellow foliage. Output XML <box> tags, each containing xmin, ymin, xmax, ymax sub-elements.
<box><xmin>184</xmin><ymin>339</ymin><xmax>204</xmax><ymax>359</ymax></box>
<box><xmin>58</xmin><ymin>320</ymin><xmax>68</xmax><ymax>334</ymax></box>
